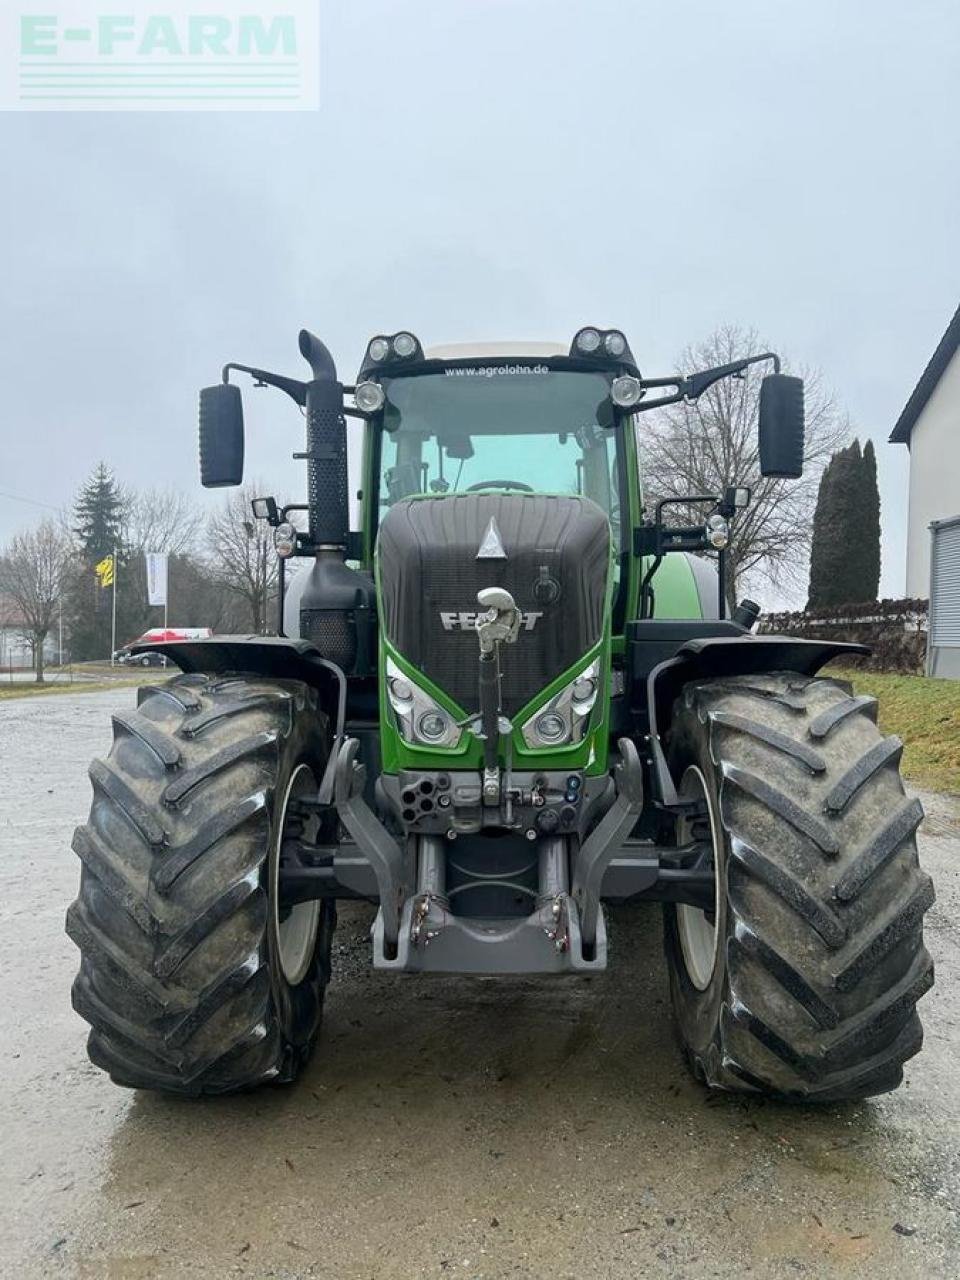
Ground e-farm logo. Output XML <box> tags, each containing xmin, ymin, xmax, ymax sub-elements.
<box><xmin>3</xmin><ymin>1</ymin><xmax>319</xmax><ymax>111</ymax></box>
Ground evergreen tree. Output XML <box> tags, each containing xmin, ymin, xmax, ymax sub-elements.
<box><xmin>860</xmin><ymin>439</ymin><xmax>882</xmax><ymax>602</ymax></box>
<box><xmin>68</xmin><ymin>464</ymin><xmax>127</xmax><ymax>660</ymax></box>
<box><xmin>807</xmin><ymin>441</ymin><xmax>862</xmax><ymax>608</ymax></box>
<box><xmin>807</xmin><ymin>439</ymin><xmax>882</xmax><ymax>609</ymax></box>
<box><xmin>73</xmin><ymin>463</ymin><xmax>124</xmax><ymax>561</ymax></box>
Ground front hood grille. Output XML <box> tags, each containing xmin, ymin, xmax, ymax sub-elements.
<box><xmin>377</xmin><ymin>494</ymin><xmax>611</xmax><ymax>716</ymax></box>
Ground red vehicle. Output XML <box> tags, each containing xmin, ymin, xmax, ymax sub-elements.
<box><xmin>116</xmin><ymin>628</ymin><xmax>213</xmax><ymax>666</ymax></box>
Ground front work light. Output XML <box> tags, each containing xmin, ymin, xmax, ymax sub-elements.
<box><xmin>355</xmin><ymin>380</ymin><xmax>386</xmax><ymax>413</ymax></box>
<box><xmin>724</xmin><ymin>485</ymin><xmax>752</xmax><ymax>510</ymax></box>
<box><xmin>393</xmin><ymin>332</ymin><xmax>418</xmax><ymax>358</ymax></box>
<box><xmin>251</xmin><ymin>496</ymin><xmax>279</xmax><ymax>525</ymax></box>
<box><xmin>611</xmin><ymin>375</ymin><xmax>644</xmax><ymax>409</ymax></box>
<box><xmin>571</xmin><ymin>327</ymin><xmax>636</xmax><ymax>368</ymax></box>
<box><xmin>368</xmin><ymin>337</ymin><xmax>391</xmax><ymax>362</ymax></box>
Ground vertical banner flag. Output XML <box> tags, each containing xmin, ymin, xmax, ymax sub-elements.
<box><xmin>94</xmin><ymin>554</ymin><xmax>114</xmax><ymax>588</ymax></box>
<box><xmin>146</xmin><ymin>553</ymin><xmax>169</xmax><ymax>607</ymax></box>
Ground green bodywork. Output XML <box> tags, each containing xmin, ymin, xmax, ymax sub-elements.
<box><xmin>361</xmin><ymin>404</ymin><xmax>708</xmax><ymax>777</ymax></box>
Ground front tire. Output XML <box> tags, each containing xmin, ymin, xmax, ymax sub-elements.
<box><xmin>67</xmin><ymin>673</ymin><xmax>335</xmax><ymax>1096</ymax></box>
<box><xmin>664</xmin><ymin>671</ymin><xmax>934</xmax><ymax>1102</ymax></box>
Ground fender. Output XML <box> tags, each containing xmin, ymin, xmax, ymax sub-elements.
<box><xmin>645</xmin><ymin>634</ymin><xmax>870</xmax><ymax>807</ymax></box>
<box><xmin>130</xmin><ymin>635</ymin><xmax>347</xmax><ymax>740</ymax></box>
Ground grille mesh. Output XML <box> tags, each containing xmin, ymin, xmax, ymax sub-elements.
<box><xmin>378</xmin><ymin>495</ymin><xmax>610</xmax><ymax>715</ymax></box>
<box><xmin>300</xmin><ymin>610</ymin><xmax>356</xmax><ymax>670</ymax></box>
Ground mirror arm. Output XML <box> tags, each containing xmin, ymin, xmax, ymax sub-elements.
<box><xmin>222</xmin><ymin>363</ymin><xmax>308</xmax><ymax>408</ymax></box>
<box><xmin>680</xmin><ymin>352</ymin><xmax>781</xmax><ymax>401</ymax></box>
<box><xmin>633</xmin><ymin>389</ymin><xmax>684</xmax><ymax>412</ymax></box>
<box><xmin>631</xmin><ymin>352</ymin><xmax>783</xmax><ymax>414</ymax></box>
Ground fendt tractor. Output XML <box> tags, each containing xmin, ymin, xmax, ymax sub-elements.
<box><xmin>68</xmin><ymin>326</ymin><xmax>934</xmax><ymax>1101</ymax></box>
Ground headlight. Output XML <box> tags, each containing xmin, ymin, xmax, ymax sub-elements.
<box><xmin>393</xmin><ymin>332</ymin><xmax>417</xmax><ymax>358</ymax></box>
<box><xmin>706</xmin><ymin>514</ymin><xmax>730</xmax><ymax>550</ymax></box>
<box><xmin>417</xmin><ymin>711</ymin><xmax>451</xmax><ymax>742</ymax></box>
<box><xmin>521</xmin><ymin>658</ymin><xmax>601</xmax><ymax>749</ymax></box>
<box><xmin>534</xmin><ymin>712</ymin><xmax>567</xmax><ymax>743</ymax></box>
<box><xmin>575</xmin><ymin>327</ymin><xmax>602</xmax><ymax>354</ymax></box>
<box><xmin>355</xmin><ymin>380</ymin><xmax>385</xmax><ymax>413</ymax></box>
<box><xmin>386</xmin><ymin>658</ymin><xmax>461</xmax><ymax>748</ymax></box>
<box><xmin>604</xmin><ymin>331</ymin><xmax>627</xmax><ymax>357</ymax></box>
<box><xmin>274</xmin><ymin>522</ymin><xmax>297</xmax><ymax>558</ymax></box>
<box><xmin>611</xmin><ymin>374</ymin><xmax>643</xmax><ymax>409</ymax></box>
<box><xmin>368</xmin><ymin>337</ymin><xmax>390</xmax><ymax>362</ymax></box>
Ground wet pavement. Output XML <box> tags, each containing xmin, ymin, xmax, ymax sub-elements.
<box><xmin>1</xmin><ymin>689</ymin><xmax>958</xmax><ymax>1279</ymax></box>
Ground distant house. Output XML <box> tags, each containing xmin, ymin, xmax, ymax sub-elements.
<box><xmin>0</xmin><ymin>595</ymin><xmax>58</xmax><ymax>668</ymax></box>
<box><xmin>890</xmin><ymin>304</ymin><xmax>960</xmax><ymax>678</ymax></box>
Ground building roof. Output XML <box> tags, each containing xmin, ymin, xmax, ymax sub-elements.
<box><xmin>890</xmin><ymin>303</ymin><xmax>960</xmax><ymax>445</ymax></box>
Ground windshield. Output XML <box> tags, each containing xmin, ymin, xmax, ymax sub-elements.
<box><xmin>376</xmin><ymin>367</ymin><xmax>620</xmax><ymax>539</ymax></box>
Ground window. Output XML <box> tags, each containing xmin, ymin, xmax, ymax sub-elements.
<box><xmin>376</xmin><ymin>369</ymin><xmax>620</xmax><ymax>543</ymax></box>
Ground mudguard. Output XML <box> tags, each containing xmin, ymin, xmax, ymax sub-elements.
<box><xmin>646</xmin><ymin>634</ymin><xmax>869</xmax><ymax>806</ymax></box>
<box><xmin>130</xmin><ymin>635</ymin><xmax>347</xmax><ymax>737</ymax></box>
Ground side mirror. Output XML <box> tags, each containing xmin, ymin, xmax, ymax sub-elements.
<box><xmin>758</xmin><ymin>374</ymin><xmax>805</xmax><ymax>478</ymax></box>
<box><xmin>199</xmin><ymin>384</ymin><xmax>244</xmax><ymax>487</ymax></box>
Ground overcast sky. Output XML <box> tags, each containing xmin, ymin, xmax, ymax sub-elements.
<box><xmin>2</xmin><ymin>0</ymin><xmax>958</xmax><ymax>601</ymax></box>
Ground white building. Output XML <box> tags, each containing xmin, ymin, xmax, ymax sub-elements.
<box><xmin>0</xmin><ymin>597</ymin><xmax>59</xmax><ymax>669</ymax></box>
<box><xmin>890</xmin><ymin>304</ymin><xmax>960</xmax><ymax>677</ymax></box>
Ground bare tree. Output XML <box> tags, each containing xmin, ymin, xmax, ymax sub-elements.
<box><xmin>0</xmin><ymin>520</ymin><xmax>73</xmax><ymax>682</ymax></box>
<box><xmin>205</xmin><ymin>485</ymin><xmax>278</xmax><ymax>634</ymax></box>
<box><xmin>125</xmin><ymin>487</ymin><xmax>202</xmax><ymax>556</ymax></box>
<box><xmin>640</xmin><ymin>325</ymin><xmax>849</xmax><ymax>610</ymax></box>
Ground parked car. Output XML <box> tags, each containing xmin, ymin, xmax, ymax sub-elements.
<box><xmin>115</xmin><ymin>628</ymin><xmax>213</xmax><ymax>667</ymax></box>
<box><xmin>116</xmin><ymin>650</ymin><xmax>167</xmax><ymax>667</ymax></box>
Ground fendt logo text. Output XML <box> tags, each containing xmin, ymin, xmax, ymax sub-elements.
<box><xmin>3</xmin><ymin>2</ymin><xmax>319</xmax><ymax>112</ymax></box>
<box><xmin>440</xmin><ymin>611</ymin><xmax>544</xmax><ymax>632</ymax></box>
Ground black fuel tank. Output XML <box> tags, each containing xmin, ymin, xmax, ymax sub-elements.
<box><xmin>377</xmin><ymin>494</ymin><xmax>611</xmax><ymax>715</ymax></box>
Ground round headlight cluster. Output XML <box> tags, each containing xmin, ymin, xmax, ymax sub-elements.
<box><xmin>274</xmin><ymin>522</ymin><xmax>297</xmax><ymax>558</ymax></box>
<box><xmin>706</xmin><ymin>514</ymin><xmax>730</xmax><ymax>550</ymax></box>
<box><xmin>367</xmin><ymin>333</ymin><xmax>419</xmax><ymax>363</ymax></box>
<box><xmin>575</xmin><ymin>328</ymin><xmax>630</xmax><ymax>362</ymax></box>
<box><xmin>355</xmin><ymin>380</ymin><xmax>386</xmax><ymax>413</ymax></box>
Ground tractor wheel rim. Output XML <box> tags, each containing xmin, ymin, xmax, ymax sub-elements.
<box><xmin>273</xmin><ymin>763</ymin><xmax>321</xmax><ymax>986</ymax></box>
<box><xmin>676</xmin><ymin>765</ymin><xmax>722</xmax><ymax>992</ymax></box>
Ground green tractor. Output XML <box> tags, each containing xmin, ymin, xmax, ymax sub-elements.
<box><xmin>68</xmin><ymin>326</ymin><xmax>933</xmax><ymax>1101</ymax></box>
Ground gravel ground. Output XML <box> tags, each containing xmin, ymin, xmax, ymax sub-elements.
<box><xmin>1</xmin><ymin>689</ymin><xmax>958</xmax><ymax>1279</ymax></box>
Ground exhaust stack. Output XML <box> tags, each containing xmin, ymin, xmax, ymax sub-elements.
<box><xmin>299</xmin><ymin>329</ymin><xmax>349</xmax><ymax>549</ymax></box>
<box><xmin>295</xmin><ymin>330</ymin><xmax>374</xmax><ymax>673</ymax></box>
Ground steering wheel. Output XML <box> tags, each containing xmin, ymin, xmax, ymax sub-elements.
<box><xmin>465</xmin><ymin>480</ymin><xmax>534</xmax><ymax>492</ymax></box>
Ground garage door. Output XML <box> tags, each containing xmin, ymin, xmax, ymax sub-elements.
<box><xmin>929</xmin><ymin>516</ymin><xmax>960</xmax><ymax>677</ymax></box>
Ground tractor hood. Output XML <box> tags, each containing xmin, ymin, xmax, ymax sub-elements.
<box><xmin>376</xmin><ymin>493</ymin><xmax>611</xmax><ymax>716</ymax></box>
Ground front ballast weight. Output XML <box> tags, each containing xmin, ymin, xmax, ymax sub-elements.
<box><xmin>328</xmin><ymin>730</ymin><xmax>646</xmax><ymax>974</ymax></box>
